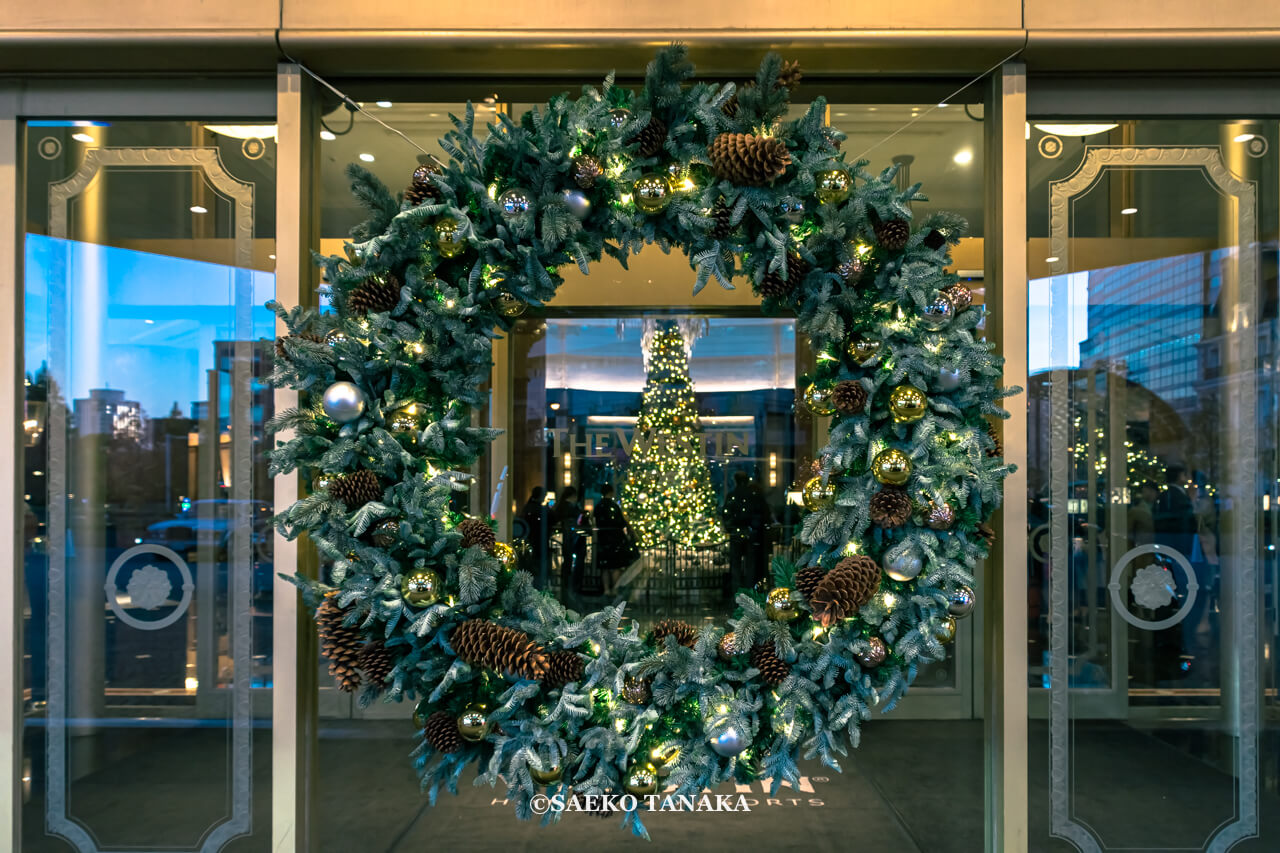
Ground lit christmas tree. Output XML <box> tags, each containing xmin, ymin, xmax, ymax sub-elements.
<box><xmin>621</xmin><ymin>323</ymin><xmax>726</xmax><ymax>548</ymax></box>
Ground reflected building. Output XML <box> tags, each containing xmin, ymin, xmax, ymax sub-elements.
<box><xmin>72</xmin><ymin>387</ymin><xmax>143</xmax><ymax>441</ymax></box>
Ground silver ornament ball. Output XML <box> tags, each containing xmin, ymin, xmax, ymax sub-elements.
<box><xmin>709</xmin><ymin>725</ymin><xmax>748</xmax><ymax>758</ymax></box>
<box><xmin>920</xmin><ymin>292</ymin><xmax>956</xmax><ymax>330</ymax></box>
<box><xmin>498</xmin><ymin>187</ymin><xmax>533</xmax><ymax>219</ymax></box>
<box><xmin>856</xmin><ymin>636</ymin><xmax>887</xmax><ymax>668</ymax></box>
<box><xmin>949</xmin><ymin>585</ymin><xmax>976</xmax><ymax>618</ymax></box>
<box><xmin>607</xmin><ymin>108</ymin><xmax>632</xmax><ymax>130</ymax></box>
<box><xmin>885</xmin><ymin>550</ymin><xmax>923</xmax><ymax>582</ymax></box>
<box><xmin>322</xmin><ymin>381</ymin><xmax>367</xmax><ymax>423</ymax></box>
<box><xmin>937</xmin><ymin>366</ymin><xmax>964</xmax><ymax>391</ymax></box>
<box><xmin>559</xmin><ymin>188</ymin><xmax>591</xmax><ymax>220</ymax></box>
<box><xmin>779</xmin><ymin>198</ymin><xmax>806</xmax><ymax>224</ymax></box>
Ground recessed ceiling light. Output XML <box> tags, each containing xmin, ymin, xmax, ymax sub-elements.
<box><xmin>549</xmin><ymin>402</ymin><xmax>561</xmax><ymax>410</ymax></box>
<box><xmin>1033</xmin><ymin>123</ymin><xmax>1119</xmax><ymax>137</ymax></box>
<box><xmin>320</xmin><ymin>130</ymin><xmax>336</xmax><ymax>141</ymax></box>
<box><xmin>359</xmin><ymin>153</ymin><xmax>375</xmax><ymax>162</ymax></box>
<box><xmin>1233</xmin><ymin>132</ymin><xmax>1256</xmax><ymax>143</ymax></box>
<box><xmin>937</xmin><ymin>102</ymin><xmax>949</xmax><ymax>108</ymax></box>
<box><xmin>190</xmin><ymin>205</ymin><xmax>208</xmax><ymax>214</ymax></box>
<box><xmin>71</xmin><ymin>132</ymin><xmax>94</xmax><ymax>143</ymax></box>
<box><xmin>1121</xmin><ymin>207</ymin><xmax>1137</xmax><ymax>215</ymax></box>
<box><xmin>953</xmin><ymin>149</ymin><xmax>974</xmax><ymax>165</ymax></box>
<box><xmin>268</xmin><ymin>254</ymin><xmax>276</xmax><ymax>260</ymax></box>
<box><xmin>144</xmin><ymin>319</ymin><xmax>155</xmax><ymax>324</ymax></box>
<box><xmin>204</xmin><ymin>124</ymin><xmax>278</xmax><ymax>140</ymax></box>
<box><xmin>1045</xmin><ymin>256</ymin><xmax>1060</xmax><ymax>263</ymax></box>
<box><xmin>835</xmin><ymin>112</ymin><xmax>847</xmax><ymax>117</ymax></box>
<box><xmin>375</xmin><ymin>100</ymin><xmax>393</xmax><ymax>108</ymax></box>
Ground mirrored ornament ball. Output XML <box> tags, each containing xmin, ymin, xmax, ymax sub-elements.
<box><xmin>401</xmin><ymin>568</ymin><xmax>442</xmax><ymax>606</ymax></box>
<box><xmin>802</xmin><ymin>382</ymin><xmax>837</xmax><ymax>416</ymax></box>
<box><xmin>572</xmin><ymin>153</ymin><xmax>603</xmax><ymax>188</ymax></box>
<box><xmin>633</xmin><ymin>173</ymin><xmax>673</xmax><ymax>214</ymax></box>
<box><xmin>766</xmin><ymin>587</ymin><xmax>799</xmax><ymax>621</ymax></box>
<box><xmin>814</xmin><ymin>168</ymin><xmax>852</xmax><ymax>205</ymax></box>
<box><xmin>920</xmin><ymin>291</ymin><xmax>956</xmax><ymax>330</ymax></box>
<box><xmin>926</xmin><ymin>501</ymin><xmax>956</xmax><ymax>530</ymax></box>
<box><xmin>885</xmin><ymin>550</ymin><xmax>923</xmax><ymax>582</ymax></box>
<box><xmin>388</xmin><ymin>404</ymin><xmax>421</xmax><ymax>434</ymax></box>
<box><xmin>313</xmin><ymin>472</ymin><xmax>336</xmax><ymax>492</ymax></box>
<box><xmin>559</xmin><ymin>188</ymin><xmax>591</xmax><ymax>220</ymax></box>
<box><xmin>802</xmin><ymin>476</ymin><xmax>837</xmax><ymax>511</ymax></box>
<box><xmin>372</xmin><ymin>518</ymin><xmax>399</xmax><ymax>547</ymax></box>
<box><xmin>621</xmin><ymin>675</ymin><xmax>651</xmax><ymax>704</ymax></box>
<box><xmin>435</xmin><ymin>216</ymin><xmax>467</xmax><ymax>258</ymax></box>
<box><xmin>495</xmin><ymin>292</ymin><xmax>527</xmax><ymax>318</ymax></box>
<box><xmin>717</xmin><ymin>631</ymin><xmax>741</xmax><ymax>661</ymax></box>
<box><xmin>949</xmin><ymin>585</ymin><xmax>976</xmax><ymax>617</ymax></box>
<box><xmin>937</xmin><ymin>366</ymin><xmax>964</xmax><ymax>391</ymax></box>
<box><xmin>607</xmin><ymin>107</ymin><xmax>632</xmax><ymax>130</ymax></box>
<box><xmin>779</xmin><ymin>198</ymin><xmax>806</xmax><ymax>224</ymax></box>
<box><xmin>935</xmin><ymin>616</ymin><xmax>957</xmax><ymax>644</ymax></box>
<box><xmin>412</xmin><ymin>699</ymin><xmax>431</xmax><ymax>729</ymax></box>
<box><xmin>888</xmin><ymin>384</ymin><xmax>928</xmax><ymax>424</ymax></box>
<box><xmin>848</xmin><ymin>337</ymin><xmax>881</xmax><ymax>363</ymax></box>
<box><xmin>709</xmin><ymin>725</ymin><xmax>748</xmax><ymax>757</ymax></box>
<box><xmin>624</xmin><ymin>763</ymin><xmax>659</xmax><ymax>796</ymax></box>
<box><xmin>457</xmin><ymin>703</ymin><xmax>490</xmax><ymax>742</ymax></box>
<box><xmin>324</xmin><ymin>328</ymin><xmax>349</xmax><ymax>347</ymax></box>
<box><xmin>942</xmin><ymin>283</ymin><xmax>973</xmax><ymax>312</ymax></box>
<box><xmin>529</xmin><ymin>762</ymin><xmax>563</xmax><ymax>785</ymax></box>
<box><xmin>492</xmin><ymin>541</ymin><xmax>517</xmax><ymax>570</ymax></box>
<box><xmin>498</xmin><ymin>187</ymin><xmax>533</xmax><ymax>219</ymax></box>
<box><xmin>856</xmin><ymin>636</ymin><xmax>887</xmax><ymax>668</ymax></box>
<box><xmin>871</xmin><ymin>448</ymin><xmax>912</xmax><ymax>486</ymax></box>
<box><xmin>837</xmin><ymin>255</ymin><xmax>865</xmax><ymax>284</ymax></box>
<box><xmin>321</xmin><ymin>381</ymin><xmax>367</xmax><ymax>423</ymax></box>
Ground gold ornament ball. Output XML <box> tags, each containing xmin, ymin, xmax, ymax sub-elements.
<box><xmin>457</xmin><ymin>703</ymin><xmax>490</xmax><ymax>742</ymax></box>
<box><xmin>389</xmin><ymin>405</ymin><xmax>421</xmax><ymax>434</ymax></box>
<box><xmin>492</xmin><ymin>541</ymin><xmax>517</xmax><ymax>570</ymax></box>
<box><xmin>814</xmin><ymin>168</ymin><xmax>852</xmax><ymax>205</ymax></box>
<box><xmin>766</xmin><ymin>587</ymin><xmax>799</xmax><ymax>621</ymax></box>
<box><xmin>802</xmin><ymin>382</ymin><xmax>837</xmax><ymax>416</ymax></box>
<box><xmin>717</xmin><ymin>631</ymin><xmax>741</xmax><ymax>660</ymax></box>
<box><xmin>926</xmin><ymin>502</ymin><xmax>956</xmax><ymax>530</ymax></box>
<box><xmin>372</xmin><ymin>518</ymin><xmax>400</xmax><ymax>548</ymax></box>
<box><xmin>401</xmin><ymin>569</ymin><xmax>442</xmax><ymax>607</ymax></box>
<box><xmin>413</xmin><ymin>700</ymin><xmax>431</xmax><ymax>729</ymax></box>
<box><xmin>529</xmin><ymin>762</ymin><xmax>563</xmax><ymax>785</ymax></box>
<box><xmin>495</xmin><ymin>292</ymin><xmax>526</xmax><ymax>318</ymax></box>
<box><xmin>620</xmin><ymin>676</ymin><xmax>651</xmax><ymax>704</ymax></box>
<box><xmin>872</xmin><ymin>448</ymin><xmax>912</xmax><ymax>486</ymax></box>
<box><xmin>848</xmin><ymin>337</ymin><xmax>882</xmax><ymax>363</ymax></box>
<box><xmin>633</xmin><ymin>173</ymin><xmax>673</xmax><ymax>214</ymax></box>
<box><xmin>313</xmin><ymin>472</ymin><xmax>336</xmax><ymax>492</ymax></box>
<box><xmin>888</xmin><ymin>384</ymin><xmax>928</xmax><ymax>424</ymax></box>
<box><xmin>435</xmin><ymin>217</ymin><xmax>467</xmax><ymax>258</ymax></box>
<box><xmin>624</xmin><ymin>763</ymin><xmax>659</xmax><ymax>796</ymax></box>
<box><xmin>651</xmin><ymin>745</ymin><xmax>680</xmax><ymax>777</ymax></box>
<box><xmin>935</xmin><ymin>616</ymin><xmax>957</xmax><ymax>644</ymax></box>
<box><xmin>802</xmin><ymin>476</ymin><xmax>837</xmax><ymax>512</ymax></box>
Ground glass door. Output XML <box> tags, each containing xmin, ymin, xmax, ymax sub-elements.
<box><xmin>1027</xmin><ymin>117</ymin><xmax>1280</xmax><ymax>849</ymax></box>
<box><xmin>21</xmin><ymin>117</ymin><xmax>276</xmax><ymax>851</ymax></box>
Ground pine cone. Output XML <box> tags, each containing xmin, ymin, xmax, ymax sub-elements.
<box><xmin>329</xmin><ymin>470</ymin><xmax>382</xmax><ymax>509</ymax></box>
<box><xmin>424</xmin><ymin>710</ymin><xmax>463</xmax><ymax>754</ymax></box>
<box><xmin>543</xmin><ymin>650</ymin><xmax>585</xmax><ymax>688</ymax></box>
<box><xmin>986</xmin><ymin>422</ymin><xmax>1002</xmax><ymax>458</ymax></box>
<box><xmin>405</xmin><ymin>162</ymin><xmax>443</xmax><ymax>206</ymax></box>
<box><xmin>274</xmin><ymin>331</ymin><xmax>323</xmax><ymax>360</ymax></box>
<box><xmin>977</xmin><ymin>522</ymin><xmax>996</xmax><ymax>547</ymax></box>
<box><xmin>359</xmin><ymin>640</ymin><xmax>395</xmax><ymax>688</ymax></box>
<box><xmin>710</xmin><ymin>200</ymin><xmax>734</xmax><ymax>240</ymax></box>
<box><xmin>628</xmin><ymin>116</ymin><xmax>668</xmax><ymax>158</ymax></box>
<box><xmin>923</xmin><ymin>229</ymin><xmax>947</xmax><ymax>250</ymax></box>
<box><xmin>777</xmin><ymin>60</ymin><xmax>803</xmax><ymax>92</ymax></box>
<box><xmin>758</xmin><ymin>254</ymin><xmax>811</xmax><ymax>300</ymax></box>
<box><xmin>316</xmin><ymin>595</ymin><xmax>363</xmax><ymax>692</ymax></box>
<box><xmin>794</xmin><ymin>566</ymin><xmax>827</xmax><ymax>603</ymax></box>
<box><xmin>721</xmin><ymin>90</ymin><xmax>741</xmax><ymax>118</ymax></box>
<box><xmin>652</xmin><ymin>619</ymin><xmax>698</xmax><ymax>649</ymax></box>
<box><xmin>832</xmin><ymin>380</ymin><xmax>867</xmax><ymax>415</ymax></box>
<box><xmin>450</xmin><ymin>619</ymin><xmax>549</xmax><ymax>681</ymax></box>
<box><xmin>810</xmin><ymin>555</ymin><xmax>881</xmax><ymax>627</ymax></box>
<box><xmin>348</xmin><ymin>274</ymin><xmax>401</xmax><ymax>315</ymax></box>
<box><xmin>870</xmin><ymin>487</ymin><xmax>912</xmax><ymax>528</ymax></box>
<box><xmin>874</xmin><ymin>218</ymin><xmax>911</xmax><ymax>252</ymax></box>
<box><xmin>749</xmin><ymin>642</ymin><xmax>791</xmax><ymax>686</ymax></box>
<box><xmin>457</xmin><ymin>517</ymin><xmax>496</xmax><ymax>552</ymax></box>
<box><xmin>709</xmin><ymin>133</ymin><xmax>792</xmax><ymax>186</ymax></box>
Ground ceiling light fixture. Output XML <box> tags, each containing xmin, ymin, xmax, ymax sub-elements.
<box><xmin>1032</xmin><ymin>123</ymin><xmax>1118</xmax><ymax>137</ymax></box>
<box><xmin>71</xmin><ymin>132</ymin><xmax>94</xmax><ymax>143</ymax></box>
<box><xmin>320</xmin><ymin>130</ymin><xmax>336</xmax><ymax>141</ymax></box>
<box><xmin>375</xmin><ymin>100</ymin><xmax>393</xmax><ymax>108</ymax></box>
<box><xmin>190</xmin><ymin>205</ymin><xmax>208</xmax><ymax>214</ymax></box>
<box><xmin>937</xmin><ymin>102</ymin><xmax>949</xmax><ymax>108</ymax></box>
<box><xmin>1121</xmin><ymin>207</ymin><xmax>1137</xmax><ymax>215</ymax></box>
<box><xmin>1233</xmin><ymin>132</ymin><xmax>1256</xmax><ymax>143</ymax></box>
<box><xmin>1045</xmin><ymin>256</ymin><xmax>1060</xmax><ymax>263</ymax></box>
<box><xmin>953</xmin><ymin>149</ymin><xmax>974</xmax><ymax>165</ymax></box>
<box><xmin>204</xmin><ymin>124</ymin><xmax>278</xmax><ymax>140</ymax></box>
<box><xmin>359</xmin><ymin>153</ymin><xmax>375</xmax><ymax>162</ymax></box>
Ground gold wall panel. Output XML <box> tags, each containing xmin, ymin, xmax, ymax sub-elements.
<box><xmin>10</xmin><ymin>0</ymin><xmax>279</xmax><ymax>31</ymax></box>
<box><xmin>1025</xmin><ymin>0</ymin><xmax>1280</xmax><ymax>30</ymax></box>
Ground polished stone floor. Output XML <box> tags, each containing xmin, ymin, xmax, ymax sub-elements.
<box><xmin>18</xmin><ymin>718</ymin><xmax>1280</xmax><ymax>852</ymax></box>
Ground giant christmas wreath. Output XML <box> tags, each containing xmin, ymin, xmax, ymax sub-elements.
<box><xmin>269</xmin><ymin>46</ymin><xmax>1017</xmax><ymax>837</ymax></box>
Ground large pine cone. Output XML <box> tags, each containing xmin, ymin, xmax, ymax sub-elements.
<box><xmin>794</xmin><ymin>566</ymin><xmax>827</xmax><ymax>603</ymax></box>
<box><xmin>810</xmin><ymin>555</ymin><xmax>881</xmax><ymax>627</ymax></box>
<box><xmin>316</xmin><ymin>595</ymin><xmax>363</xmax><ymax>692</ymax></box>
<box><xmin>758</xmin><ymin>254</ymin><xmax>811</xmax><ymax>299</ymax></box>
<box><xmin>274</xmin><ymin>331</ymin><xmax>323</xmax><ymax>361</ymax></box>
<box><xmin>629</xmin><ymin>116</ymin><xmax>668</xmax><ymax>158</ymax></box>
<box><xmin>710</xmin><ymin>200</ymin><xmax>734</xmax><ymax>240</ymax></box>
<box><xmin>833</xmin><ymin>380</ymin><xmax>867</xmax><ymax>415</ymax></box>
<box><xmin>543</xmin><ymin>650</ymin><xmax>585</xmax><ymax>688</ymax></box>
<box><xmin>457</xmin><ymin>517</ymin><xmax>496</xmax><ymax>552</ymax></box>
<box><xmin>424</xmin><ymin>710</ymin><xmax>463</xmax><ymax>754</ymax></box>
<box><xmin>348</xmin><ymin>274</ymin><xmax>401</xmax><ymax>315</ymax></box>
<box><xmin>777</xmin><ymin>60</ymin><xmax>803</xmax><ymax>92</ymax></box>
<box><xmin>709</xmin><ymin>133</ymin><xmax>792</xmax><ymax>186</ymax></box>
<box><xmin>721</xmin><ymin>91</ymin><xmax>741</xmax><ymax>118</ymax></box>
<box><xmin>870</xmin><ymin>487</ymin><xmax>912</xmax><ymax>528</ymax></box>
<box><xmin>359</xmin><ymin>640</ymin><xmax>395</xmax><ymax>688</ymax></box>
<box><xmin>977</xmin><ymin>522</ymin><xmax>996</xmax><ymax>547</ymax></box>
<box><xmin>986</xmin><ymin>422</ymin><xmax>1002</xmax><ymax>458</ymax></box>
<box><xmin>874</xmin><ymin>218</ymin><xmax>911</xmax><ymax>252</ymax></box>
<box><xmin>749</xmin><ymin>642</ymin><xmax>791</xmax><ymax>686</ymax></box>
<box><xmin>652</xmin><ymin>618</ymin><xmax>698</xmax><ymax>649</ymax></box>
<box><xmin>329</xmin><ymin>470</ymin><xmax>382</xmax><ymax>509</ymax></box>
<box><xmin>451</xmin><ymin>619</ymin><xmax>549</xmax><ymax>681</ymax></box>
<box><xmin>405</xmin><ymin>162</ymin><xmax>443</xmax><ymax>206</ymax></box>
